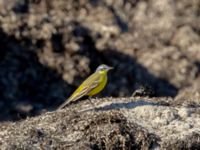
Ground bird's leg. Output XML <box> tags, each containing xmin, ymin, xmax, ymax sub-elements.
<box><xmin>88</xmin><ymin>97</ymin><xmax>97</xmax><ymax>110</ymax></box>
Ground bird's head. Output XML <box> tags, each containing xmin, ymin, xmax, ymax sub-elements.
<box><xmin>95</xmin><ymin>64</ymin><xmax>113</xmax><ymax>73</ymax></box>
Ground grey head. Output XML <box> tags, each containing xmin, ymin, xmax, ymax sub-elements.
<box><xmin>95</xmin><ymin>64</ymin><xmax>113</xmax><ymax>72</ymax></box>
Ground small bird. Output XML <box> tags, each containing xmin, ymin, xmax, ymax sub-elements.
<box><xmin>58</xmin><ymin>64</ymin><xmax>113</xmax><ymax>109</ymax></box>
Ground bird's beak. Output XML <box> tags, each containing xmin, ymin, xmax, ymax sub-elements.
<box><xmin>108</xmin><ymin>66</ymin><xmax>113</xmax><ymax>70</ymax></box>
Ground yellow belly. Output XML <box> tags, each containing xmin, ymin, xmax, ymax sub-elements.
<box><xmin>87</xmin><ymin>75</ymin><xmax>107</xmax><ymax>96</ymax></box>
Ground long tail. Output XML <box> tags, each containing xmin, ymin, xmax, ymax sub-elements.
<box><xmin>57</xmin><ymin>99</ymin><xmax>71</xmax><ymax>110</ymax></box>
<box><xmin>57</xmin><ymin>94</ymin><xmax>84</xmax><ymax>110</ymax></box>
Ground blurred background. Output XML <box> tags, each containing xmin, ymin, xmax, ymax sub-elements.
<box><xmin>0</xmin><ymin>0</ymin><xmax>200</xmax><ymax>121</ymax></box>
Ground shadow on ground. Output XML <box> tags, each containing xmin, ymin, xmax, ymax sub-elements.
<box><xmin>79</xmin><ymin>99</ymin><xmax>160</xmax><ymax>112</ymax></box>
<box><xmin>96</xmin><ymin>100</ymin><xmax>158</xmax><ymax>111</ymax></box>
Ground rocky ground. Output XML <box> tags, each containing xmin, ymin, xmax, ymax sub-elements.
<box><xmin>0</xmin><ymin>97</ymin><xmax>200</xmax><ymax>149</ymax></box>
<box><xmin>0</xmin><ymin>0</ymin><xmax>200</xmax><ymax>149</ymax></box>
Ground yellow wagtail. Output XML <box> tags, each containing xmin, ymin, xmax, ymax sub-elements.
<box><xmin>58</xmin><ymin>64</ymin><xmax>113</xmax><ymax>109</ymax></box>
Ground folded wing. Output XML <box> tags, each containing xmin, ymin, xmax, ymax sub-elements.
<box><xmin>58</xmin><ymin>73</ymin><xmax>100</xmax><ymax>109</ymax></box>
